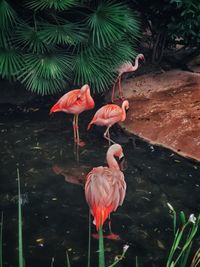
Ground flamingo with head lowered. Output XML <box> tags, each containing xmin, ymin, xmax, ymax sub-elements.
<box><xmin>50</xmin><ymin>84</ymin><xmax>95</xmax><ymax>146</ymax></box>
<box><xmin>112</xmin><ymin>53</ymin><xmax>145</xmax><ymax>102</ymax></box>
<box><xmin>85</xmin><ymin>143</ymin><xmax>126</xmax><ymax>239</ymax></box>
<box><xmin>87</xmin><ymin>100</ymin><xmax>129</xmax><ymax>145</ymax></box>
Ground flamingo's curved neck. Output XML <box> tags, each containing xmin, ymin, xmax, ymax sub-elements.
<box><xmin>132</xmin><ymin>55</ymin><xmax>140</xmax><ymax>71</ymax></box>
<box><xmin>85</xmin><ymin>89</ymin><xmax>95</xmax><ymax>109</ymax></box>
<box><xmin>106</xmin><ymin>150</ymin><xmax>120</xmax><ymax>170</ymax></box>
<box><xmin>120</xmin><ymin>102</ymin><xmax>127</xmax><ymax>121</ymax></box>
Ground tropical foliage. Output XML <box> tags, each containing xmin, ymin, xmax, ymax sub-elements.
<box><xmin>0</xmin><ymin>0</ymin><xmax>140</xmax><ymax>95</ymax></box>
<box><xmin>168</xmin><ymin>0</ymin><xmax>200</xmax><ymax>47</ymax></box>
<box><xmin>131</xmin><ymin>0</ymin><xmax>200</xmax><ymax>63</ymax></box>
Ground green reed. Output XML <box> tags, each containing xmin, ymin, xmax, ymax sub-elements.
<box><xmin>17</xmin><ymin>168</ymin><xmax>24</xmax><ymax>267</ymax></box>
<box><xmin>0</xmin><ymin>212</ymin><xmax>3</xmax><ymax>267</ymax></box>
<box><xmin>99</xmin><ymin>224</ymin><xmax>105</xmax><ymax>267</ymax></box>
<box><xmin>166</xmin><ymin>204</ymin><xmax>200</xmax><ymax>267</ymax></box>
<box><xmin>66</xmin><ymin>251</ymin><xmax>71</xmax><ymax>267</ymax></box>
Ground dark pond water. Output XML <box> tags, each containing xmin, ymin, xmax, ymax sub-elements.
<box><xmin>0</xmin><ymin>105</ymin><xmax>200</xmax><ymax>267</ymax></box>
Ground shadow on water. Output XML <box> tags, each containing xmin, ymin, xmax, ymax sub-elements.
<box><xmin>0</xmin><ymin>108</ymin><xmax>200</xmax><ymax>267</ymax></box>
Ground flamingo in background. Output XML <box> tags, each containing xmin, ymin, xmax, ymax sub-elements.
<box><xmin>85</xmin><ymin>144</ymin><xmax>126</xmax><ymax>239</ymax></box>
<box><xmin>112</xmin><ymin>53</ymin><xmax>145</xmax><ymax>102</ymax></box>
<box><xmin>50</xmin><ymin>84</ymin><xmax>95</xmax><ymax>146</ymax></box>
<box><xmin>87</xmin><ymin>100</ymin><xmax>129</xmax><ymax>145</ymax></box>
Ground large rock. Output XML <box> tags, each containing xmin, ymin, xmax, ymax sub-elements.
<box><xmin>116</xmin><ymin>70</ymin><xmax>200</xmax><ymax>161</ymax></box>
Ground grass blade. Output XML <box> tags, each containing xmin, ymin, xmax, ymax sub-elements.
<box><xmin>190</xmin><ymin>248</ymin><xmax>200</xmax><ymax>267</ymax></box>
<box><xmin>66</xmin><ymin>251</ymin><xmax>71</xmax><ymax>267</ymax></box>
<box><xmin>180</xmin><ymin>241</ymin><xmax>193</xmax><ymax>267</ymax></box>
<box><xmin>135</xmin><ymin>256</ymin><xmax>138</xmax><ymax>267</ymax></box>
<box><xmin>98</xmin><ymin>224</ymin><xmax>105</xmax><ymax>267</ymax></box>
<box><xmin>17</xmin><ymin>168</ymin><xmax>24</xmax><ymax>267</ymax></box>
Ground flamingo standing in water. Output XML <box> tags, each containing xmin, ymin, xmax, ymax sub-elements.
<box><xmin>87</xmin><ymin>100</ymin><xmax>129</xmax><ymax>145</ymax></box>
<box><xmin>112</xmin><ymin>53</ymin><xmax>145</xmax><ymax>102</ymax></box>
<box><xmin>85</xmin><ymin>143</ymin><xmax>126</xmax><ymax>239</ymax></box>
<box><xmin>50</xmin><ymin>84</ymin><xmax>95</xmax><ymax>146</ymax></box>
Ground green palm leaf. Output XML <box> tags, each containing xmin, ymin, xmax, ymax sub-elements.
<box><xmin>73</xmin><ymin>40</ymin><xmax>136</xmax><ymax>93</ymax></box>
<box><xmin>0</xmin><ymin>0</ymin><xmax>17</xmax><ymax>29</ymax></box>
<box><xmin>13</xmin><ymin>22</ymin><xmax>50</xmax><ymax>53</ymax></box>
<box><xmin>19</xmin><ymin>52</ymin><xmax>71</xmax><ymax>94</ymax></box>
<box><xmin>0</xmin><ymin>49</ymin><xmax>24</xmax><ymax>79</ymax></box>
<box><xmin>22</xmin><ymin>75</ymin><xmax>67</xmax><ymax>95</ymax></box>
<box><xmin>39</xmin><ymin>19</ymin><xmax>87</xmax><ymax>45</ymax></box>
<box><xmin>0</xmin><ymin>30</ymin><xmax>11</xmax><ymax>49</ymax></box>
<box><xmin>73</xmin><ymin>46</ymin><xmax>114</xmax><ymax>93</ymax></box>
<box><xmin>86</xmin><ymin>1</ymin><xmax>139</xmax><ymax>48</ymax></box>
<box><xmin>26</xmin><ymin>0</ymin><xmax>78</xmax><ymax>11</ymax></box>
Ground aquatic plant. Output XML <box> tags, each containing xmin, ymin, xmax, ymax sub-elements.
<box><xmin>99</xmin><ymin>224</ymin><xmax>105</xmax><ymax>267</ymax></box>
<box><xmin>17</xmin><ymin>168</ymin><xmax>24</xmax><ymax>267</ymax></box>
<box><xmin>0</xmin><ymin>0</ymin><xmax>140</xmax><ymax>95</ymax></box>
<box><xmin>97</xmin><ymin>225</ymin><xmax>129</xmax><ymax>267</ymax></box>
<box><xmin>166</xmin><ymin>203</ymin><xmax>200</xmax><ymax>267</ymax></box>
<box><xmin>66</xmin><ymin>251</ymin><xmax>71</xmax><ymax>267</ymax></box>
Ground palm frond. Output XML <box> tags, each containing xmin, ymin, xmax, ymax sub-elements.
<box><xmin>13</xmin><ymin>22</ymin><xmax>50</xmax><ymax>53</ymax></box>
<box><xmin>19</xmin><ymin>52</ymin><xmax>71</xmax><ymax>94</ymax></box>
<box><xmin>26</xmin><ymin>0</ymin><xmax>78</xmax><ymax>11</ymax></box>
<box><xmin>38</xmin><ymin>20</ymin><xmax>87</xmax><ymax>46</ymax></box>
<box><xmin>73</xmin><ymin>39</ymin><xmax>136</xmax><ymax>93</ymax></box>
<box><xmin>0</xmin><ymin>49</ymin><xmax>24</xmax><ymax>79</ymax></box>
<box><xmin>73</xmin><ymin>47</ymin><xmax>113</xmax><ymax>93</ymax></box>
<box><xmin>0</xmin><ymin>0</ymin><xmax>17</xmax><ymax>29</ymax></box>
<box><xmin>22</xmin><ymin>74</ymin><xmax>67</xmax><ymax>95</ymax></box>
<box><xmin>0</xmin><ymin>30</ymin><xmax>11</xmax><ymax>49</ymax></box>
<box><xmin>22</xmin><ymin>53</ymin><xmax>71</xmax><ymax>79</ymax></box>
<box><xmin>86</xmin><ymin>1</ymin><xmax>139</xmax><ymax>48</ymax></box>
<box><xmin>123</xmin><ymin>11</ymin><xmax>140</xmax><ymax>40</ymax></box>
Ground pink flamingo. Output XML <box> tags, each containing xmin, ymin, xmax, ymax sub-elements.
<box><xmin>87</xmin><ymin>100</ymin><xmax>129</xmax><ymax>145</ymax></box>
<box><xmin>50</xmin><ymin>84</ymin><xmax>95</xmax><ymax>146</ymax></box>
<box><xmin>112</xmin><ymin>53</ymin><xmax>145</xmax><ymax>102</ymax></box>
<box><xmin>85</xmin><ymin>143</ymin><xmax>126</xmax><ymax>239</ymax></box>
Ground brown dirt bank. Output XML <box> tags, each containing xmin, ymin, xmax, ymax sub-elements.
<box><xmin>115</xmin><ymin>70</ymin><xmax>200</xmax><ymax>161</ymax></box>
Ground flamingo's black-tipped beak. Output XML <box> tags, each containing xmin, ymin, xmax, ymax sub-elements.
<box><xmin>141</xmin><ymin>56</ymin><xmax>145</xmax><ymax>63</ymax></box>
<box><xmin>119</xmin><ymin>155</ymin><xmax>127</xmax><ymax>171</ymax></box>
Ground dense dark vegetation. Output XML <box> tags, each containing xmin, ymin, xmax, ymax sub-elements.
<box><xmin>0</xmin><ymin>0</ymin><xmax>199</xmax><ymax>95</ymax></box>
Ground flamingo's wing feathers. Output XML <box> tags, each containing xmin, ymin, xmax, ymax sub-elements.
<box><xmin>99</xmin><ymin>104</ymin><xmax>122</xmax><ymax>120</ymax></box>
<box><xmin>58</xmin><ymin>89</ymin><xmax>80</xmax><ymax>109</ymax></box>
<box><xmin>117</xmin><ymin>62</ymin><xmax>132</xmax><ymax>75</ymax></box>
<box><xmin>85</xmin><ymin>166</ymin><xmax>126</xmax><ymax>230</ymax></box>
<box><xmin>85</xmin><ymin>166</ymin><xmax>126</xmax><ymax>210</ymax></box>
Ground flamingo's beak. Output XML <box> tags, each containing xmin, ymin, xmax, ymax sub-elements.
<box><xmin>142</xmin><ymin>56</ymin><xmax>145</xmax><ymax>63</ymax></box>
<box><xmin>119</xmin><ymin>155</ymin><xmax>127</xmax><ymax>171</ymax></box>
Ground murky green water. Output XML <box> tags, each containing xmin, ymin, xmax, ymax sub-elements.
<box><xmin>0</xmin><ymin>107</ymin><xmax>200</xmax><ymax>267</ymax></box>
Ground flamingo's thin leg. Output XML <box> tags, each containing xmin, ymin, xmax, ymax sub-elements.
<box><xmin>75</xmin><ymin>115</ymin><xmax>86</xmax><ymax>147</ymax></box>
<box><xmin>73</xmin><ymin>115</ymin><xmax>77</xmax><ymax>143</ymax></box>
<box><xmin>108</xmin><ymin>129</ymin><xmax>111</xmax><ymax>147</ymax></box>
<box><xmin>118</xmin><ymin>75</ymin><xmax>124</xmax><ymax>100</ymax></box>
<box><xmin>111</xmin><ymin>76</ymin><xmax>119</xmax><ymax>102</ymax></box>
<box><xmin>75</xmin><ymin>114</ymin><xmax>79</xmax><ymax>145</ymax></box>
<box><xmin>104</xmin><ymin>127</ymin><xmax>115</xmax><ymax>145</ymax></box>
